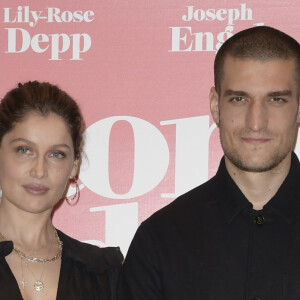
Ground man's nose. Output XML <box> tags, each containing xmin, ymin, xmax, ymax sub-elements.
<box><xmin>245</xmin><ymin>100</ymin><xmax>268</xmax><ymax>131</ymax></box>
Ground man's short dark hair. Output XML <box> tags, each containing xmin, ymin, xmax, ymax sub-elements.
<box><xmin>214</xmin><ymin>26</ymin><xmax>300</xmax><ymax>94</ymax></box>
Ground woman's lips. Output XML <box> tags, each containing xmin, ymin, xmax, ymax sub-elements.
<box><xmin>22</xmin><ymin>184</ymin><xmax>49</xmax><ymax>195</ymax></box>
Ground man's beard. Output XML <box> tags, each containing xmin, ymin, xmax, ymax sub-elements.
<box><xmin>219</xmin><ymin>126</ymin><xmax>294</xmax><ymax>173</ymax></box>
<box><xmin>222</xmin><ymin>146</ymin><xmax>290</xmax><ymax>173</ymax></box>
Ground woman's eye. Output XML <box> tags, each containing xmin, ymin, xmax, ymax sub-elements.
<box><xmin>17</xmin><ymin>146</ymin><xmax>31</xmax><ymax>155</ymax></box>
<box><xmin>50</xmin><ymin>151</ymin><xmax>65</xmax><ymax>159</ymax></box>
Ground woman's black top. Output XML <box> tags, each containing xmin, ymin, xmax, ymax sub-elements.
<box><xmin>0</xmin><ymin>229</ymin><xmax>123</xmax><ymax>299</ymax></box>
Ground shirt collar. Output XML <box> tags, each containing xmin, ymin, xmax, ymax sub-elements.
<box><xmin>214</xmin><ymin>152</ymin><xmax>300</xmax><ymax>224</ymax></box>
<box><xmin>0</xmin><ymin>241</ymin><xmax>13</xmax><ymax>258</ymax></box>
<box><xmin>214</xmin><ymin>157</ymin><xmax>252</xmax><ymax>223</ymax></box>
<box><xmin>264</xmin><ymin>152</ymin><xmax>300</xmax><ymax>224</ymax></box>
<box><xmin>57</xmin><ymin>229</ymin><xmax>123</xmax><ymax>273</ymax></box>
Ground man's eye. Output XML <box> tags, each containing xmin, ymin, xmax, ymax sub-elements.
<box><xmin>271</xmin><ymin>97</ymin><xmax>286</xmax><ymax>103</ymax></box>
<box><xmin>231</xmin><ymin>96</ymin><xmax>245</xmax><ymax>102</ymax></box>
<box><xmin>50</xmin><ymin>151</ymin><xmax>65</xmax><ymax>159</ymax></box>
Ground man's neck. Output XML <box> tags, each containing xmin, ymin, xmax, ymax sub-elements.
<box><xmin>225</xmin><ymin>154</ymin><xmax>292</xmax><ymax>210</ymax></box>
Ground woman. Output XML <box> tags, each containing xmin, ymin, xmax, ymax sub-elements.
<box><xmin>0</xmin><ymin>81</ymin><xmax>123</xmax><ymax>300</ymax></box>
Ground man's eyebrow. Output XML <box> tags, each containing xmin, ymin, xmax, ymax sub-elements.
<box><xmin>223</xmin><ymin>89</ymin><xmax>293</xmax><ymax>97</ymax></box>
<box><xmin>267</xmin><ymin>90</ymin><xmax>292</xmax><ymax>97</ymax></box>
<box><xmin>223</xmin><ymin>90</ymin><xmax>249</xmax><ymax>97</ymax></box>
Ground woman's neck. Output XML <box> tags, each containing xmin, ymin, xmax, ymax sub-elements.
<box><xmin>0</xmin><ymin>200</ymin><xmax>54</xmax><ymax>252</ymax></box>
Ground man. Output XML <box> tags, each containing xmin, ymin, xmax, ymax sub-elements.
<box><xmin>117</xmin><ymin>26</ymin><xmax>300</xmax><ymax>299</ymax></box>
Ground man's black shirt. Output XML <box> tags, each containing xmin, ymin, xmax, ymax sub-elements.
<box><xmin>118</xmin><ymin>153</ymin><xmax>300</xmax><ymax>300</ymax></box>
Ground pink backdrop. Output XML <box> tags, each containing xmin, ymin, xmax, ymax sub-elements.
<box><xmin>0</xmin><ymin>0</ymin><xmax>299</xmax><ymax>255</ymax></box>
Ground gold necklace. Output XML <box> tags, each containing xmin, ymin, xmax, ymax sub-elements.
<box><xmin>0</xmin><ymin>227</ymin><xmax>63</xmax><ymax>263</ymax></box>
<box><xmin>18</xmin><ymin>233</ymin><xmax>56</xmax><ymax>293</ymax></box>
<box><xmin>19</xmin><ymin>258</ymin><xmax>27</xmax><ymax>290</ymax></box>
<box><xmin>23</xmin><ymin>248</ymin><xmax>48</xmax><ymax>292</ymax></box>
<box><xmin>19</xmin><ymin>254</ymin><xmax>46</xmax><ymax>292</ymax></box>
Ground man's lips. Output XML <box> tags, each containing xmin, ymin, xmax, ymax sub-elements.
<box><xmin>22</xmin><ymin>184</ymin><xmax>49</xmax><ymax>195</ymax></box>
<box><xmin>241</xmin><ymin>137</ymin><xmax>271</xmax><ymax>144</ymax></box>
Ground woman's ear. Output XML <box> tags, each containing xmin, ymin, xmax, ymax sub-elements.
<box><xmin>70</xmin><ymin>159</ymin><xmax>79</xmax><ymax>179</ymax></box>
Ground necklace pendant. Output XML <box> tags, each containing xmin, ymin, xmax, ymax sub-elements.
<box><xmin>20</xmin><ymin>278</ymin><xmax>27</xmax><ymax>290</ymax></box>
<box><xmin>34</xmin><ymin>280</ymin><xmax>44</xmax><ymax>292</ymax></box>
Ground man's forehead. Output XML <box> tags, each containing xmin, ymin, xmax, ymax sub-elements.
<box><xmin>223</xmin><ymin>55</ymin><xmax>297</xmax><ymax>67</ymax></box>
<box><xmin>219</xmin><ymin>56</ymin><xmax>299</xmax><ymax>96</ymax></box>
<box><xmin>221</xmin><ymin>55</ymin><xmax>297</xmax><ymax>81</ymax></box>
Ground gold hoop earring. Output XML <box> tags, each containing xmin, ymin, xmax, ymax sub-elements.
<box><xmin>66</xmin><ymin>179</ymin><xmax>80</xmax><ymax>206</ymax></box>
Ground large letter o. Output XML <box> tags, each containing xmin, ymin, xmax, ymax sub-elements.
<box><xmin>80</xmin><ymin>116</ymin><xmax>169</xmax><ymax>199</ymax></box>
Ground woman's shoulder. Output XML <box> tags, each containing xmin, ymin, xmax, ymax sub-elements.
<box><xmin>57</xmin><ymin>229</ymin><xmax>123</xmax><ymax>273</ymax></box>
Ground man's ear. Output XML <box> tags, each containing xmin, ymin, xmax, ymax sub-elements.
<box><xmin>297</xmin><ymin>96</ymin><xmax>300</xmax><ymax>123</ymax></box>
<box><xmin>209</xmin><ymin>86</ymin><xmax>220</xmax><ymax>126</ymax></box>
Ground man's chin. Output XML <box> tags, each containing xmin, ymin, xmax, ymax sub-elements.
<box><xmin>225</xmin><ymin>153</ymin><xmax>289</xmax><ymax>173</ymax></box>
